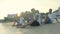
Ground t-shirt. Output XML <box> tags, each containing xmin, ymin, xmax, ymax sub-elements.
<box><xmin>19</xmin><ymin>17</ymin><xmax>25</xmax><ymax>25</ymax></box>
<box><xmin>48</xmin><ymin>13</ymin><xmax>57</xmax><ymax>23</ymax></box>
<box><xmin>34</xmin><ymin>13</ymin><xmax>42</xmax><ymax>24</ymax></box>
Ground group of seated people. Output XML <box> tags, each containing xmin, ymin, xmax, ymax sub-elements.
<box><xmin>12</xmin><ymin>9</ymin><xmax>59</xmax><ymax>28</ymax></box>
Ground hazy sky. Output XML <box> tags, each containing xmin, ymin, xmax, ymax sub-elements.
<box><xmin>0</xmin><ymin>0</ymin><xmax>60</xmax><ymax>19</ymax></box>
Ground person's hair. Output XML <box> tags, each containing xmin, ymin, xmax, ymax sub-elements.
<box><xmin>49</xmin><ymin>9</ymin><xmax>52</xmax><ymax>11</ymax></box>
<box><xmin>49</xmin><ymin>8</ymin><xmax>52</xmax><ymax>14</ymax></box>
<box><xmin>36</xmin><ymin>10</ymin><xmax>39</xmax><ymax>13</ymax></box>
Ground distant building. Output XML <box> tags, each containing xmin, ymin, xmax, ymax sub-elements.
<box><xmin>53</xmin><ymin>7</ymin><xmax>60</xmax><ymax>19</ymax></box>
<box><xmin>7</xmin><ymin>14</ymin><xmax>17</xmax><ymax>18</ymax></box>
<box><xmin>4</xmin><ymin>14</ymin><xmax>18</xmax><ymax>22</ymax></box>
<box><xmin>58</xmin><ymin>7</ymin><xmax>60</xmax><ymax>15</ymax></box>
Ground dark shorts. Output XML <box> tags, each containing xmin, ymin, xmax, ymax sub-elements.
<box><xmin>30</xmin><ymin>20</ymin><xmax>40</xmax><ymax>26</ymax></box>
<box><xmin>45</xmin><ymin>18</ymin><xmax>52</xmax><ymax>24</ymax></box>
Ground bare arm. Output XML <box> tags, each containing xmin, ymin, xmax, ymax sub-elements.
<box><xmin>55</xmin><ymin>14</ymin><xmax>59</xmax><ymax>23</ymax></box>
<box><xmin>44</xmin><ymin>15</ymin><xmax>48</xmax><ymax>24</ymax></box>
<box><xmin>55</xmin><ymin>18</ymin><xmax>59</xmax><ymax>23</ymax></box>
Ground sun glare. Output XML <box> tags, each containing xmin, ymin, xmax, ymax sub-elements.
<box><xmin>16</xmin><ymin>13</ymin><xmax>20</xmax><ymax>17</ymax></box>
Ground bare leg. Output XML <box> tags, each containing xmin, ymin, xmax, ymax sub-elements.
<box><xmin>12</xmin><ymin>21</ymin><xmax>16</xmax><ymax>26</ymax></box>
<box><xmin>55</xmin><ymin>18</ymin><xmax>59</xmax><ymax>23</ymax></box>
<box><xmin>12</xmin><ymin>20</ymin><xmax>18</xmax><ymax>27</ymax></box>
<box><xmin>21</xmin><ymin>20</ymin><xmax>34</xmax><ymax>28</ymax></box>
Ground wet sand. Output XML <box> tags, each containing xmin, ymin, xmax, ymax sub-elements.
<box><xmin>0</xmin><ymin>22</ymin><xmax>60</xmax><ymax>34</ymax></box>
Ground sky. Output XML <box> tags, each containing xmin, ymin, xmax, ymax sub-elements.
<box><xmin>0</xmin><ymin>0</ymin><xmax>60</xmax><ymax>19</ymax></box>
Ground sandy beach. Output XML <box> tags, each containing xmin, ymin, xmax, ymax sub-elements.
<box><xmin>0</xmin><ymin>20</ymin><xmax>60</xmax><ymax>34</ymax></box>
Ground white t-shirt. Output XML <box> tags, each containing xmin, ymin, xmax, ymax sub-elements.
<box><xmin>19</xmin><ymin>17</ymin><xmax>25</xmax><ymax>25</ymax></box>
<box><xmin>34</xmin><ymin>13</ymin><xmax>42</xmax><ymax>24</ymax></box>
<box><xmin>48</xmin><ymin>13</ymin><xmax>57</xmax><ymax>23</ymax></box>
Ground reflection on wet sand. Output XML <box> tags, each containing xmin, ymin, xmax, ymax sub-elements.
<box><xmin>0</xmin><ymin>23</ymin><xmax>22</xmax><ymax>34</ymax></box>
<box><xmin>0</xmin><ymin>23</ymin><xmax>60</xmax><ymax>34</ymax></box>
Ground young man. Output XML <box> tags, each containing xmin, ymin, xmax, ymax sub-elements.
<box><xmin>19</xmin><ymin>16</ymin><xmax>25</xmax><ymax>26</ymax></box>
<box><xmin>34</xmin><ymin>10</ymin><xmax>42</xmax><ymax>25</ymax></box>
<box><xmin>14</xmin><ymin>15</ymin><xmax>26</xmax><ymax>28</ymax></box>
<box><xmin>44</xmin><ymin>9</ymin><xmax>58</xmax><ymax>24</ymax></box>
<box><xmin>28</xmin><ymin>10</ymin><xmax>42</xmax><ymax>26</ymax></box>
<box><xmin>19</xmin><ymin>10</ymin><xmax>42</xmax><ymax>28</ymax></box>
